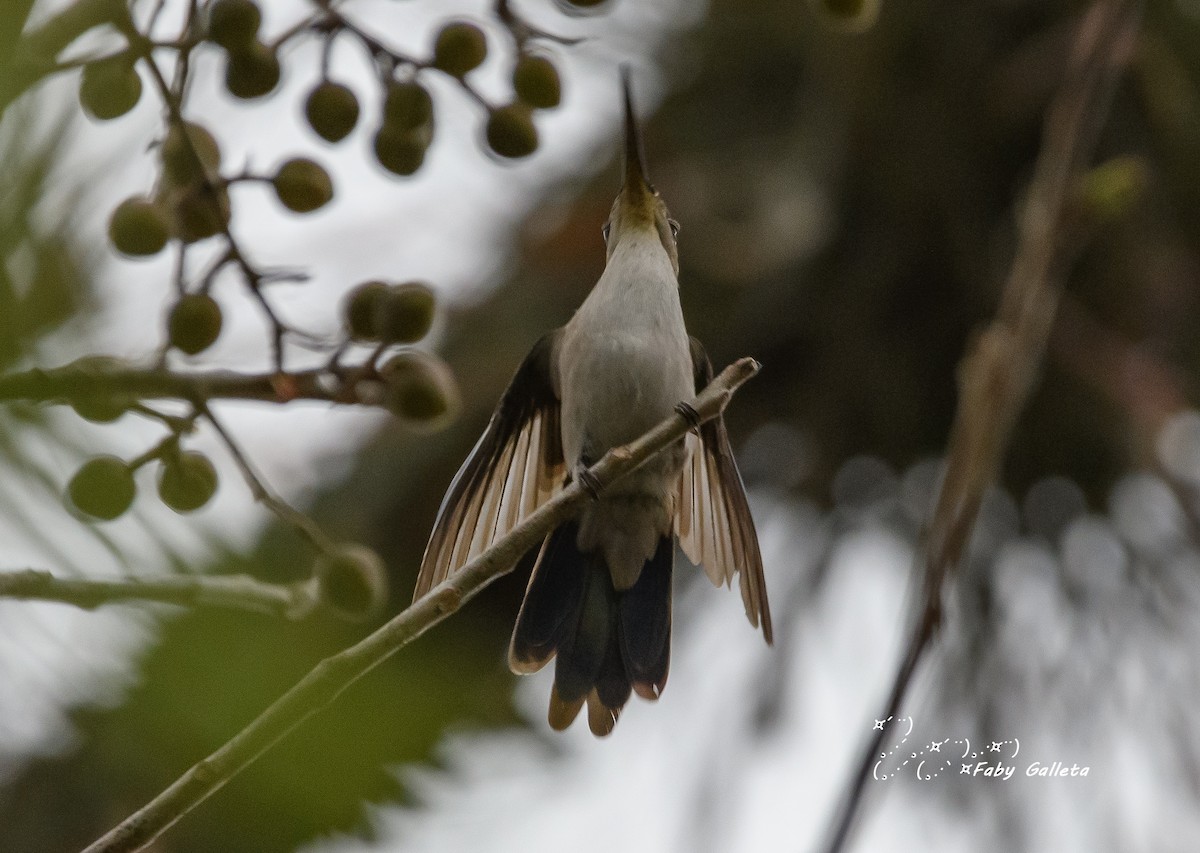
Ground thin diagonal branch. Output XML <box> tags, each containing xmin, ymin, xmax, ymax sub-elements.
<box><xmin>0</xmin><ymin>364</ymin><xmax>352</xmax><ymax>406</ymax></box>
<box><xmin>819</xmin><ymin>2</ymin><xmax>1143</xmax><ymax>852</ymax></box>
<box><xmin>0</xmin><ymin>568</ymin><xmax>318</xmax><ymax>619</ymax></box>
<box><xmin>200</xmin><ymin>402</ymin><xmax>339</xmax><ymax>554</ymax></box>
<box><xmin>80</xmin><ymin>356</ymin><xmax>759</xmax><ymax>853</ymax></box>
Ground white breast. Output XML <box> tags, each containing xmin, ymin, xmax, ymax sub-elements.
<box><xmin>558</xmin><ymin>229</ymin><xmax>694</xmax><ymax>468</ymax></box>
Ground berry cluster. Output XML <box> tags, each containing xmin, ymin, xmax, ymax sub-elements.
<box><xmin>55</xmin><ymin>0</ymin><xmax>603</xmax><ymax>618</ymax></box>
<box><xmin>91</xmin><ymin>0</ymin><xmax>578</xmax><ymax>364</ymax></box>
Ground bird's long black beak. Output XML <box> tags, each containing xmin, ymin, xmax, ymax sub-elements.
<box><xmin>621</xmin><ymin>67</ymin><xmax>652</xmax><ymax>204</ymax></box>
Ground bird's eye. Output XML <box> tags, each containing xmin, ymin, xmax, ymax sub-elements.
<box><xmin>668</xmin><ymin>219</ymin><xmax>680</xmax><ymax>240</ymax></box>
<box><xmin>602</xmin><ymin>222</ymin><xmax>612</xmax><ymax>243</ymax></box>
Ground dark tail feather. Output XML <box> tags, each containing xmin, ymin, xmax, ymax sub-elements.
<box><xmin>508</xmin><ymin>521</ymin><xmax>588</xmax><ymax>674</ymax></box>
<box><xmin>594</xmin><ymin>622</ymin><xmax>633</xmax><ymax>710</ymax></box>
<box><xmin>618</xmin><ymin>535</ymin><xmax>673</xmax><ymax>700</ymax></box>
<box><xmin>589</xmin><ymin>614</ymin><xmax>633</xmax><ymax>736</ymax></box>
<box><xmin>553</xmin><ymin>556</ymin><xmax>612</xmax><ymax>706</ymax></box>
<box><xmin>509</xmin><ymin>524</ymin><xmax>673</xmax><ymax>735</ymax></box>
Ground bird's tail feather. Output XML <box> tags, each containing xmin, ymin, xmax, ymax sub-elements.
<box><xmin>507</xmin><ymin>522</ymin><xmax>586</xmax><ymax>674</ymax></box>
<box><xmin>509</xmin><ymin>521</ymin><xmax>673</xmax><ymax>736</ymax></box>
<box><xmin>620</xmin><ymin>534</ymin><xmax>672</xmax><ymax>701</ymax></box>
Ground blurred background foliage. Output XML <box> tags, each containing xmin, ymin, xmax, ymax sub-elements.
<box><xmin>3</xmin><ymin>0</ymin><xmax>1200</xmax><ymax>850</ymax></box>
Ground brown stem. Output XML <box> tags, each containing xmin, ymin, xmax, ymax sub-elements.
<box><xmin>0</xmin><ymin>364</ymin><xmax>354</xmax><ymax>406</ymax></box>
<box><xmin>137</xmin><ymin>49</ymin><xmax>290</xmax><ymax>371</ymax></box>
<box><xmin>200</xmin><ymin>403</ymin><xmax>339</xmax><ymax>554</ymax></box>
<box><xmin>0</xmin><ymin>569</ymin><xmax>318</xmax><ymax>619</ymax></box>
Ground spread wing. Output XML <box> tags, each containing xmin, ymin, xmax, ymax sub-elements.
<box><xmin>413</xmin><ymin>331</ymin><xmax>566</xmax><ymax>601</ymax></box>
<box><xmin>675</xmin><ymin>337</ymin><xmax>773</xmax><ymax>643</ymax></box>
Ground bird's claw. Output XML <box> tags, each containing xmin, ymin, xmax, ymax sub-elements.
<box><xmin>675</xmin><ymin>401</ymin><xmax>702</xmax><ymax>432</ymax></box>
<box><xmin>574</xmin><ymin>465</ymin><xmax>602</xmax><ymax>500</ymax></box>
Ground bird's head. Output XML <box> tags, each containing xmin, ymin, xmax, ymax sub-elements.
<box><xmin>602</xmin><ymin>69</ymin><xmax>679</xmax><ymax>274</ymax></box>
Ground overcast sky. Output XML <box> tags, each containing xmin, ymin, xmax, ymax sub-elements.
<box><xmin>3</xmin><ymin>2</ymin><xmax>1197</xmax><ymax>851</ymax></box>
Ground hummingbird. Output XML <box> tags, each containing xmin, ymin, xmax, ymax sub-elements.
<box><xmin>413</xmin><ymin>70</ymin><xmax>772</xmax><ymax>736</ymax></box>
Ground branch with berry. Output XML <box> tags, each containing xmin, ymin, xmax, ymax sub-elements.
<box><xmin>0</xmin><ymin>0</ymin><xmax>605</xmax><ymax>621</ymax></box>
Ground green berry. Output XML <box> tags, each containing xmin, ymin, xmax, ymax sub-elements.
<box><xmin>432</xmin><ymin>22</ymin><xmax>488</xmax><ymax>78</ymax></box>
<box><xmin>373</xmin><ymin>125</ymin><xmax>427</xmax><ymax>177</ymax></box>
<box><xmin>157</xmin><ymin>451</ymin><xmax>218</xmax><ymax>512</ymax></box>
<box><xmin>71</xmin><ymin>396</ymin><xmax>128</xmax><ymax>423</ymax></box>
<box><xmin>381</xmin><ymin>352</ymin><xmax>459</xmax><ymax>428</ymax></box>
<box><xmin>79</xmin><ymin>55</ymin><xmax>142</xmax><ymax>121</ymax></box>
<box><xmin>68</xmin><ymin>456</ymin><xmax>136</xmax><ymax>520</ymax></box>
<box><xmin>383</xmin><ymin>80</ymin><xmax>433</xmax><ymax>130</ymax></box>
<box><xmin>315</xmin><ymin>544</ymin><xmax>388</xmax><ymax>620</ymax></box>
<box><xmin>305</xmin><ymin>81</ymin><xmax>359</xmax><ymax>143</ymax></box>
<box><xmin>485</xmin><ymin>104</ymin><xmax>538</xmax><ymax>159</ymax></box>
<box><xmin>377</xmin><ymin>282</ymin><xmax>436</xmax><ymax>344</ymax></box>
<box><xmin>513</xmin><ymin>54</ymin><xmax>562</xmax><ymax>110</ymax></box>
<box><xmin>224</xmin><ymin>41</ymin><xmax>281</xmax><ymax>99</ymax></box>
<box><xmin>108</xmin><ymin>197</ymin><xmax>170</xmax><ymax>257</ymax></box>
<box><xmin>65</xmin><ymin>356</ymin><xmax>131</xmax><ymax>424</ymax></box>
<box><xmin>273</xmin><ymin>158</ymin><xmax>334</xmax><ymax>213</ymax></box>
<box><xmin>1081</xmin><ymin>156</ymin><xmax>1148</xmax><ymax>223</ymax></box>
<box><xmin>161</xmin><ymin>121</ymin><xmax>222</xmax><ymax>186</ymax></box>
<box><xmin>167</xmin><ymin>183</ymin><xmax>231</xmax><ymax>243</ymax></box>
<box><xmin>206</xmin><ymin>0</ymin><xmax>261</xmax><ymax>50</ymax></box>
<box><xmin>168</xmin><ymin>294</ymin><xmax>223</xmax><ymax>355</ymax></box>
<box><xmin>343</xmin><ymin>280</ymin><xmax>390</xmax><ymax>340</ymax></box>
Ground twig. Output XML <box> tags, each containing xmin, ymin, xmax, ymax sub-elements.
<box><xmin>0</xmin><ymin>568</ymin><xmax>317</xmax><ymax>619</ymax></box>
<box><xmin>129</xmin><ymin>402</ymin><xmax>196</xmax><ymax>432</ymax></box>
<box><xmin>819</xmin><ymin>3</ymin><xmax>1143</xmax><ymax>852</ymax></box>
<box><xmin>169</xmin><ymin>0</ymin><xmax>201</xmax><ymax>96</ymax></box>
<box><xmin>0</xmin><ymin>364</ymin><xmax>356</xmax><ymax>406</ymax></box>
<box><xmin>199</xmin><ymin>403</ymin><xmax>338</xmax><ymax>554</ymax></box>
<box><xmin>144</xmin><ymin>0</ymin><xmax>170</xmax><ymax>37</ymax></box>
<box><xmin>127</xmin><ymin>430</ymin><xmax>182</xmax><ymax>469</ymax></box>
<box><xmin>274</xmin><ymin>6</ymin><xmax>329</xmax><ymax>53</ymax></box>
<box><xmin>320</xmin><ymin>6</ymin><xmax>423</xmax><ymax>72</ymax></box>
<box><xmin>495</xmin><ymin>0</ymin><xmax>584</xmax><ymax>48</ymax></box>
<box><xmin>133</xmin><ymin>44</ymin><xmax>292</xmax><ymax>371</ymax></box>
<box><xmin>79</xmin><ymin>357</ymin><xmax>759</xmax><ymax>853</ymax></box>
